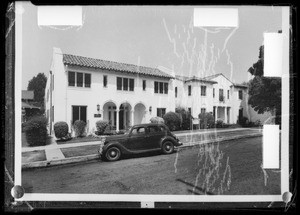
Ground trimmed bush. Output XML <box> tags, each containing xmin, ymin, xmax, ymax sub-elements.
<box><xmin>95</xmin><ymin>120</ymin><xmax>109</xmax><ymax>135</ymax></box>
<box><xmin>163</xmin><ymin>112</ymin><xmax>181</xmax><ymax>131</ymax></box>
<box><xmin>176</xmin><ymin>107</ymin><xmax>193</xmax><ymax>130</ymax></box>
<box><xmin>238</xmin><ymin>116</ymin><xmax>249</xmax><ymax>127</ymax></box>
<box><xmin>198</xmin><ymin>112</ymin><xmax>215</xmax><ymax>129</ymax></box>
<box><xmin>24</xmin><ymin>116</ymin><xmax>48</xmax><ymax>146</ymax></box>
<box><xmin>216</xmin><ymin>120</ymin><xmax>224</xmax><ymax>128</ymax></box>
<box><xmin>54</xmin><ymin>121</ymin><xmax>69</xmax><ymax>139</ymax></box>
<box><xmin>73</xmin><ymin>120</ymin><xmax>86</xmax><ymax>137</ymax></box>
<box><xmin>150</xmin><ymin>116</ymin><xmax>164</xmax><ymax>124</ymax></box>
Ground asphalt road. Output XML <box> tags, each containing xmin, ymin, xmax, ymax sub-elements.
<box><xmin>22</xmin><ymin>136</ymin><xmax>280</xmax><ymax>195</ymax></box>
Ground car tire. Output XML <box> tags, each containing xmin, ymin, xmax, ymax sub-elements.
<box><xmin>105</xmin><ymin>147</ymin><xmax>121</xmax><ymax>161</ymax></box>
<box><xmin>162</xmin><ymin>141</ymin><xmax>174</xmax><ymax>154</ymax></box>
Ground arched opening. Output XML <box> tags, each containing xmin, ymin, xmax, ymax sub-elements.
<box><xmin>103</xmin><ymin>101</ymin><xmax>117</xmax><ymax>129</ymax></box>
<box><xmin>119</xmin><ymin>102</ymin><xmax>132</xmax><ymax>130</ymax></box>
<box><xmin>134</xmin><ymin>103</ymin><xmax>146</xmax><ymax>125</ymax></box>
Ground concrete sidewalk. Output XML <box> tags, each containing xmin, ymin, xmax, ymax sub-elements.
<box><xmin>22</xmin><ymin>127</ymin><xmax>262</xmax><ymax>169</ymax></box>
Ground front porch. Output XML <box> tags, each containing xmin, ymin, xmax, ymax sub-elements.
<box><xmin>213</xmin><ymin>106</ymin><xmax>231</xmax><ymax>124</ymax></box>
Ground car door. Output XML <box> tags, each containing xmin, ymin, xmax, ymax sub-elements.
<box><xmin>147</xmin><ymin>126</ymin><xmax>164</xmax><ymax>149</ymax></box>
<box><xmin>126</xmin><ymin>126</ymin><xmax>148</xmax><ymax>151</ymax></box>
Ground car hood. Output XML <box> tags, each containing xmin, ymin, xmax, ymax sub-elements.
<box><xmin>104</xmin><ymin>134</ymin><xmax>129</xmax><ymax>143</ymax></box>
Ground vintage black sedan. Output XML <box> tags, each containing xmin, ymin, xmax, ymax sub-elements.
<box><xmin>99</xmin><ymin>123</ymin><xmax>183</xmax><ymax>161</ymax></box>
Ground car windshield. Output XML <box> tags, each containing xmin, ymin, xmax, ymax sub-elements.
<box><xmin>124</xmin><ymin>127</ymin><xmax>132</xmax><ymax>135</ymax></box>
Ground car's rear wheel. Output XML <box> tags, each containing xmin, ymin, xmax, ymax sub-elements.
<box><xmin>105</xmin><ymin>147</ymin><xmax>121</xmax><ymax>161</ymax></box>
<box><xmin>162</xmin><ymin>141</ymin><xmax>174</xmax><ymax>154</ymax></box>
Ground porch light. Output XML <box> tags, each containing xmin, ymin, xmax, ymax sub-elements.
<box><xmin>97</xmin><ymin>104</ymin><xmax>100</xmax><ymax>112</ymax></box>
<box><xmin>149</xmin><ymin>106</ymin><xmax>152</xmax><ymax>113</ymax></box>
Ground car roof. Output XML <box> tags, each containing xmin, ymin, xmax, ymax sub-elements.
<box><xmin>132</xmin><ymin>123</ymin><xmax>166</xmax><ymax>128</ymax></box>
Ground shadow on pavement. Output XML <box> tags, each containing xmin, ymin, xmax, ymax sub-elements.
<box><xmin>176</xmin><ymin>178</ymin><xmax>214</xmax><ymax>195</ymax></box>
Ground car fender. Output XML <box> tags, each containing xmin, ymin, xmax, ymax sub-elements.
<box><xmin>159</xmin><ymin>136</ymin><xmax>177</xmax><ymax>148</ymax></box>
<box><xmin>102</xmin><ymin>142</ymin><xmax>130</xmax><ymax>154</ymax></box>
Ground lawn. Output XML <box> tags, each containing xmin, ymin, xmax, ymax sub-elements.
<box><xmin>60</xmin><ymin>145</ymin><xmax>100</xmax><ymax>158</ymax></box>
<box><xmin>22</xmin><ymin>150</ymin><xmax>46</xmax><ymax>163</ymax></box>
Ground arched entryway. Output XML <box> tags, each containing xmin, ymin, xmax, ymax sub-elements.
<box><xmin>103</xmin><ymin>101</ymin><xmax>117</xmax><ymax>129</ymax></box>
<box><xmin>119</xmin><ymin>102</ymin><xmax>132</xmax><ymax>130</ymax></box>
<box><xmin>134</xmin><ymin>103</ymin><xmax>146</xmax><ymax>125</ymax></box>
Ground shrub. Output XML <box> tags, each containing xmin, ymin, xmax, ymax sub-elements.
<box><xmin>238</xmin><ymin>116</ymin><xmax>249</xmax><ymax>127</ymax></box>
<box><xmin>24</xmin><ymin>116</ymin><xmax>48</xmax><ymax>146</ymax></box>
<box><xmin>216</xmin><ymin>120</ymin><xmax>224</xmax><ymax>128</ymax></box>
<box><xmin>95</xmin><ymin>120</ymin><xmax>109</xmax><ymax>135</ymax></box>
<box><xmin>150</xmin><ymin>116</ymin><xmax>164</xmax><ymax>124</ymax></box>
<box><xmin>73</xmin><ymin>120</ymin><xmax>86</xmax><ymax>137</ymax></box>
<box><xmin>198</xmin><ymin>112</ymin><xmax>215</xmax><ymax>129</ymax></box>
<box><xmin>176</xmin><ymin>107</ymin><xmax>193</xmax><ymax>130</ymax></box>
<box><xmin>163</xmin><ymin>112</ymin><xmax>181</xmax><ymax>131</ymax></box>
<box><xmin>54</xmin><ymin>121</ymin><xmax>69</xmax><ymax>139</ymax></box>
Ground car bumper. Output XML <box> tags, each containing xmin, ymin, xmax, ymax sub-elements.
<box><xmin>176</xmin><ymin>141</ymin><xmax>183</xmax><ymax>147</ymax></box>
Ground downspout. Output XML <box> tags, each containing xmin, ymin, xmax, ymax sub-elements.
<box><xmin>49</xmin><ymin>71</ymin><xmax>52</xmax><ymax>135</ymax></box>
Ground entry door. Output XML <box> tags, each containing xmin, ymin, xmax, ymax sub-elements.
<box><xmin>238</xmin><ymin>108</ymin><xmax>243</xmax><ymax>122</ymax></box>
<box><xmin>119</xmin><ymin>110</ymin><xmax>124</xmax><ymax>130</ymax></box>
<box><xmin>72</xmin><ymin>106</ymin><xmax>87</xmax><ymax>124</ymax></box>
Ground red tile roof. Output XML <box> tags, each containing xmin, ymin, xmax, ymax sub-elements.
<box><xmin>63</xmin><ymin>54</ymin><xmax>174</xmax><ymax>79</ymax></box>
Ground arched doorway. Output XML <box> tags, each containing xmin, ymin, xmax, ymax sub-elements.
<box><xmin>134</xmin><ymin>103</ymin><xmax>146</xmax><ymax>125</ymax></box>
<box><xmin>103</xmin><ymin>101</ymin><xmax>117</xmax><ymax>129</ymax></box>
<box><xmin>119</xmin><ymin>103</ymin><xmax>132</xmax><ymax>130</ymax></box>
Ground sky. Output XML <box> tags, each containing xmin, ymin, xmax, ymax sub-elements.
<box><xmin>21</xmin><ymin>3</ymin><xmax>282</xmax><ymax>90</ymax></box>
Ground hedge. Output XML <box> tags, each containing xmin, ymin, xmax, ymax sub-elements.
<box><xmin>198</xmin><ymin>112</ymin><xmax>215</xmax><ymax>129</ymax></box>
<box><xmin>73</xmin><ymin>120</ymin><xmax>86</xmax><ymax>137</ymax></box>
<box><xmin>163</xmin><ymin>111</ymin><xmax>181</xmax><ymax>131</ymax></box>
<box><xmin>95</xmin><ymin>120</ymin><xmax>109</xmax><ymax>135</ymax></box>
<box><xmin>176</xmin><ymin>107</ymin><xmax>193</xmax><ymax>130</ymax></box>
<box><xmin>54</xmin><ymin>121</ymin><xmax>69</xmax><ymax>139</ymax></box>
<box><xmin>24</xmin><ymin>116</ymin><xmax>48</xmax><ymax>146</ymax></box>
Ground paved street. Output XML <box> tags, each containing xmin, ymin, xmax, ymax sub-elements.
<box><xmin>22</xmin><ymin>136</ymin><xmax>280</xmax><ymax>195</ymax></box>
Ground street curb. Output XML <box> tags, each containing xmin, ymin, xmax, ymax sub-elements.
<box><xmin>22</xmin><ymin>133</ymin><xmax>262</xmax><ymax>169</ymax></box>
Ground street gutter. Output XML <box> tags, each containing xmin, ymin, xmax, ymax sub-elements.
<box><xmin>22</xmin><ymin>133</ymin><xmax>262</xmax><ymax>169</ymax></box>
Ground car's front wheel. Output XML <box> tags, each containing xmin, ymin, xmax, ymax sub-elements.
<box><xmin>162</xmin><ymin>141</ymin><xmax>174</xmax><ymax>154</ymax></box>
<box><xmin>105</xmin><ymin>147</ymin><xmax>121</xmax><ymax>161</ymax></box>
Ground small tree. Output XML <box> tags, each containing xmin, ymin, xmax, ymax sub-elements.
<box><xmin>24</xmin><ymin>116</ymin><xmax>48</xmax><ymax>146</ymax></box>
<box><xmin>73</xmin><ymin>120</ymin><xmax>86</xmax><ymax>137</ymax></box>
<box><xmin>176</xmin><ymin>107</ymin><xmax>193</xmax><ymax>130</ymax></box>
<box><xmin>198</xmin><ymin>112</ymin><xmax>215</xmax><ymax>129</ymax></box>
<box><xmin>163</xmin><ymin>112</ymin><xmax>181</xmax><ymax>131</ymax></box>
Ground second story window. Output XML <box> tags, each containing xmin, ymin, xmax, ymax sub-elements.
<box><xmin>227</xmin><ymin>90</ymin><xmax>230</xmax><ymax>99</ymax></box>
<box><xmin>68</xmin><ymin>71</ymin><xmax>91</xmax><ymax>88</ymax></box>
<box><xmin>219</xmin><ymin>89</ymin><xmax>224</xmax><ymax>101</ymax></box>
<box><xmin>201</xmin><ymin>108</ymin><xmax>206</xmax><ymax>114</ymax></box>
<box><xmin>239</xmin><ymin>90</ymin><xmax>243</xmax><ymax>100</ymax></box>
<box><xmin>116</xmin><ymin>77</ymin><xmax>134</xmax><ymax>91</ymax></box>
<box><xmin>201</xmin><ymin>86</ymin><xmax>206</xmax><ymax>96</ymax></box>
<box><xmin>103</xmin><ymin>75</ymin><xmax>107</xmax><ymax>87</ymax></box>
<box><xmin>213</xmin><ymin>88</ymin><xmax>215</xmax><ymax>98</ymax></box>
<box><xmin>188</xmin><ymin>85</ymin><xmax>191</xmax><ymax>96</ymax></box>
<box><xmin>143</xmin><ymin>80</ymin><xmax>146</xmax><ymax>91</ymax></box>
<box><xmin>154</xmin><ymin>81</ymin><xmax>168</xmax><ymax>94</ymax></box>
<box><xmin>175</xmin><ymin>87</ymin><xmax>177</xmax><ymax>98</ymax></box>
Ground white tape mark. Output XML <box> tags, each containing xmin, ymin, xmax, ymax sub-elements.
<box><xmin>263</xmin><ymin>33</ymin><xmax>283</xmax><ymax>77</ymax></box>
<box><xmin>141</xmin><ymin>201</ymin><xmax>155</xmax><ymax>208</ymax></box>
<box><xmin>193</xmin><ymin>8</ymin><xmax>239</xmax><ymax>27</ymax></box>
<box><xmin>37</xmin><ymin>6</ymin><xmax>82</xmax><ymax>26</ymax></box>
<box><xmin>263</xmin><ymin>125</ymin><xmax>280</xmax><ymax>169</ymax></box>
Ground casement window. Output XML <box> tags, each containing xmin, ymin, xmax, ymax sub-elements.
<box><xmin>157</xmin><ymin>108</ymin><xmax>166</xmax><ymax>118</ymax></box>
<box><xmin>175</xmin><ymin>87</ymin><xmax>177</xmax><ymax>98</ymax></box>
<box><xmin>143</xmin><ymin>80</ymin><xmax>146</xmax><ymax>91</ymax></box>
<box><xmin>116</xmin><ymin>77</ymin><xmax>134</xmax><ymax>91</ymax></box>
<box><xmin>72</xmin><ymin>106</ymin><xmax>87</xmax><ymax>124</ymax></box>
<box><xmin>201</xmin><ymin>86</ymin><xmax>206</xmax><ymax>96</ymax></box>
<box><xmin>213</xmin><ymin>88</ymin><xmax>215</xmax><ymax>98</ymax></box>
<box><xmin>154</xmin><ymin>81</ymin><xmax>168</xmax><ymax>94</ymax></box>
<box><xmin>201</xmin><ymin>108</ymin><xmax>206</xmax><ymax>114</ymax></box>
<box><xmin>238</xmin><ymin>90</ymin><xmax>243</xmax><ymax>100</ymax></box>
<box><xmin>219</xmin><ymin>89</ymin><xmax>224</xmax><ymax>101</ymax></box>
<box><xmin>68</xmin><ymin>71</ymin><xmax>91</xmax><ymax>88</ymax></box>
<box><xmin>188</xmin><ymin>107</ymin><xmax>192</xmax><ymax>114</ymax></box>
<box><xmin>227</xmin><ymin>90</ymin><xmax>230</xmax><ymax>99</ymax></box>
<box><xmin>68</xmin><ymin>71</ymin><xmax>75</xmax><ymax>86</ymax></box>
<box><xmin>188</xmin><ymin>85</ymin><xmax>191</xmax><ymax>96</ymax></box>
<box><xmin>103</xmin><ymin>75</ymin><xmax>107</xmax><ymax>87</ymax></box>
<box><xmin>52</xmin><ymin>74</ymin><xmax>54</xmax><ymax>91</ymax></box>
